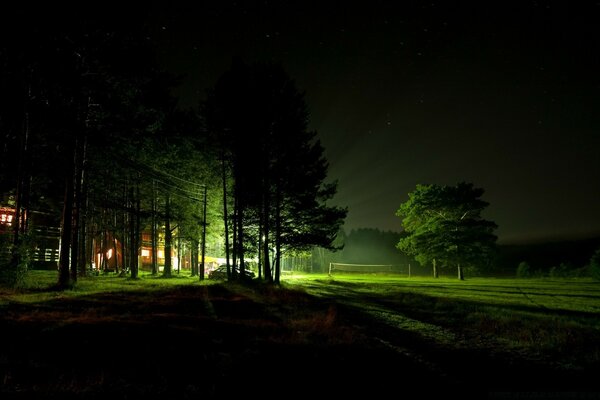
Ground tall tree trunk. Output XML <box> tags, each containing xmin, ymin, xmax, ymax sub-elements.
<box><xmin>457</xmin><ymin>264</ymin><xmax>464</xmax><ymax>280</ymax></box>
<box><xmin>151</xmin><ymin>181</ymin><xmax>158</xmax><ymax>275</ymax></box>
<box><xmin>176</xmin><ymin>235</ymin><xmax>181</xmax><ymax>274</ymax></box>
<box><xmin>131</xmin><ymin>180</ymin><xmax>142</xmax><ymax>279</ymax></box>
<box><xmin>78</xmin><ymin>166</ymin><xmax>88</xmax><ymax>276</ymax></box>
<box><xmin>274</xmin><ymin>189</ymin><xmax>281</xmax><ymax>284</ymax></box>
<box><xmin>85</xmin><ymin>206</ymin><xmax>94</xmax><ymax>274</ymax></box>
<box><xmin>112</xmin><ymin>236</ymin><xmax>118</xmax><ymax>273</ymax></box>
<box><xmin>257</xmin><ymin>218</ymin><xmax>263</xmax><ymax>280</ymax></box>
<box><xmin>433</xmin><ymin>258</ymin><xmax>438</xmax><ymax>278</ymax></box>
<box><xmin>190</xmin><ymin>239</ymin><xmax>198</xmax><ymax>276</ymax></box>
<box><xmin>130</xmin><ymin>179</ymin><xmax>140</xmax><ymax>279</ymax></box>
<box><xmin>190</xmin><ymin>240</ymin><xmax>197</xmax><ymax>276</ymax></box>
<box><xmin>58</xmin><ymin>153</ymin><xmax>74</xmax><ymax>287</ymax></box>
<box><xmin>121</xmin><ymin>184</ymin><xmax>127</xmax><ymax>274</ymax></box>
<box><xmin>11</xmin><ymin>93</ymin><xmax>31</xmax><ymax>269</ymax></box>
<box><xmin>200</xmin><ymin>185</ymin><xmax>207</xmax><ymax>280</ymax></box>
<box><xmin>237</xmin><ymin>197</ymin><xmax>245</xmax><ymax>280</ymax></box>
<box><xmin>221</xmin><ymin>156</ymin><xmax>231</xmax><ymax>277</ymax></box>
<box><xmin>231</xmin><ymin>197</ymin><xmax>237</xmax><ymax>278</ymax></box>
<box><xmin>70</xmin><ymin>134</ymin><xmax>86</xmax><ymax>283</ymax></box>
<box><xmin>78</xmin><ymin>96</ymin><xmax>93</xmax><ymax>276</ymax></box>
<box><xmin>164</xmin><ymin>193</ymin><xmax>172</xmax><ymax>277</ymax></box>
<box><xmin>262</xmin><ymin>186</ymin><xmax>272</xmax><ymax>283</ymax></box>
<box><xmin>101</xmin><ymin>229</ymin><xmax>107</xmax><ymax>272</ymax></box>
<box><xmin>128</xmin><ymin>186</ymin><xmax>135</xmax><ymax>277</ymax></box>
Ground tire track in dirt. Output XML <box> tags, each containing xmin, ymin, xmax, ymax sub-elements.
<box><xmin>297</xmin><ymin>280</ymin><xmax>599</xmax><ymax>394</ymax></box>
<box><xmin>516</xmin><ymin>286</ymin><xmax>549</xmax><ymax>310</ymax></box>
<box><xmin>299</xmin><ymin>281</ymin><xmax>461</xmax><ymax>384</ymax></box>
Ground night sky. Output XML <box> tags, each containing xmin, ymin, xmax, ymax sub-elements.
<box><xmin>145</xmin><ymin>1</ymin><xmax>599</xmax><ymax>244</ymax></box>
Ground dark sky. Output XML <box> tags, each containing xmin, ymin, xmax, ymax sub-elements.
<box><xmin>144</xmin><ymin>1</ymin><xmax>600</xmax><ymax>244</ymax></box>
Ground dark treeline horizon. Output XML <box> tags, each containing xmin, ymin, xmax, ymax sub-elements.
<box><xmin>317</xmin><ymin>226</ymin><xmax>600</xmax><ymax>277</ymax></box>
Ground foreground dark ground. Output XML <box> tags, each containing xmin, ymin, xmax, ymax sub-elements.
<box><xmin>0</xmin><ymin>279</ymin><xmax>598</xmax><ymax>399</ymax></box>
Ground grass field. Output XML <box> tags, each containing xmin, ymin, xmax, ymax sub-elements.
<box><xmin>288</xmin><ymin>272</ymin><xmax>600</xmax><ymax>314</ymax></box>
<box><xmin>287</xmin><ymin>273</ymin><xmax>600</xmax><ymax>360</ymax></box>
<box><xmin>1</xmin><ymin>271</ymin><xmax>599</xmax><ymax>398</ymax></box>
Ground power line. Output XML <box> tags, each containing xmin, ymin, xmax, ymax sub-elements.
<box><xmin>138</xmin><ymin>160</ymin><xmax>206</xmax><ymax>188</ymax></box>
<box><xmin>90</xmin><ymin>168</ymin><xmax>205</xmax><ymax>202</ymax></box>
<box><xmin>109</xmin><ymin>156</ymin><xmax>207</xmax><ymax>198</ymax></box>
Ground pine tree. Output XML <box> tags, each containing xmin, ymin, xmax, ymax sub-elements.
<box><xmin>204</xmin><ymin>60</ymin><xmax>346</xmax><ymax>283</ymax></box>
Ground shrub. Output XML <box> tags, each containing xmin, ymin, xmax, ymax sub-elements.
<box><xmin>0</xmin><ymin>233</ymin><xmax>31</xmax><ymax>288</ymax></box>
<box><xmin>516</xmin><ymin>261</ymin><xmax>531</xmax><ymax>278</ymax></box>
<box><xmin>591</xmin><ymin>248</ymin><xmax>600</xmax><ymax>281</ymax></box>
<box><xmin>531</xmin><ymin>269</ymin><xmax>546</xmax><ymax>278</ymax></box>
<box><xmin>549</xmin><ymin>262</ymin><xmax>573</xmax><ymax>278</ymax></box>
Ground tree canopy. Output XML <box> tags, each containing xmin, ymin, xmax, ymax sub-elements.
<box><xmin>396</xmin><ymin>182</ymin><xmax>497</xmax><ymax>279</ymax></box>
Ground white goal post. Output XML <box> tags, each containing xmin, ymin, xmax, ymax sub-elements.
<box><xmin>328</xmin><ymin>262</ymin><xmax>396</xmax><ymax>275</ymax></box>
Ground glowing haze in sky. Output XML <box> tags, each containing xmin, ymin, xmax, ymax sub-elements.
<box><xmin>145</xmin><ymin>1</ymin><xmax>600</xmax><ymax>243</ymax></box>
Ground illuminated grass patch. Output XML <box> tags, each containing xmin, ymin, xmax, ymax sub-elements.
<box><xmin>284</xmin><ymin>272</ymin><xmax>600</xmax><ymax>367</ymax></box>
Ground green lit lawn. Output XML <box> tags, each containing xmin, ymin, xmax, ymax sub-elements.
<box><xmin>285</xmin><ymin>273</ymin><xmax>600</xmax><ymax>354</ymax></box>
<box><xmin>12</xmin><ymin>270</ymin><xmax>599</xmax><ymax>314</ymax></box>
<box><xmin>0</xmin><ymin>270</ymin><xmax>211</xmax><ymax>305</ymax></box>
<box><xmin>283</xmin><ymin>272</ymin><xmax>600</xmax><ymax>314</ymax></box>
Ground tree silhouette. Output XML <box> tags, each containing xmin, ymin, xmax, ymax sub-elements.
<box><xmin>204</xmin><ymin>60</ymin><xmax>346</xmax><ymax>283</ymax></box>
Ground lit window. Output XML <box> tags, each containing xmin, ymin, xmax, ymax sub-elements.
<box><xmin>141</xmin><ymin>249</ymin><xmax>150</xmax><ymax>257</ymax></box>
<box><xmin>0</xmin><ymin>213</ymin><xmax>12</xmax><ymax>225</ymax></box>
<box><xmin>106</xmin><ymin>248</ymin><xmax>113</xmax><ymax>259</ymax></box>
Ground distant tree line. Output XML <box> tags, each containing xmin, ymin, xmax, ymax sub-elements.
<box><xmin>311</xmin><ymin>228</ymin><xmax>416</xmax><ymax>273</ymax></box>
<box><xmin>509</xmin><ymin>238</ymin><xmax>600</xmax><ymax>279</ymax></box>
